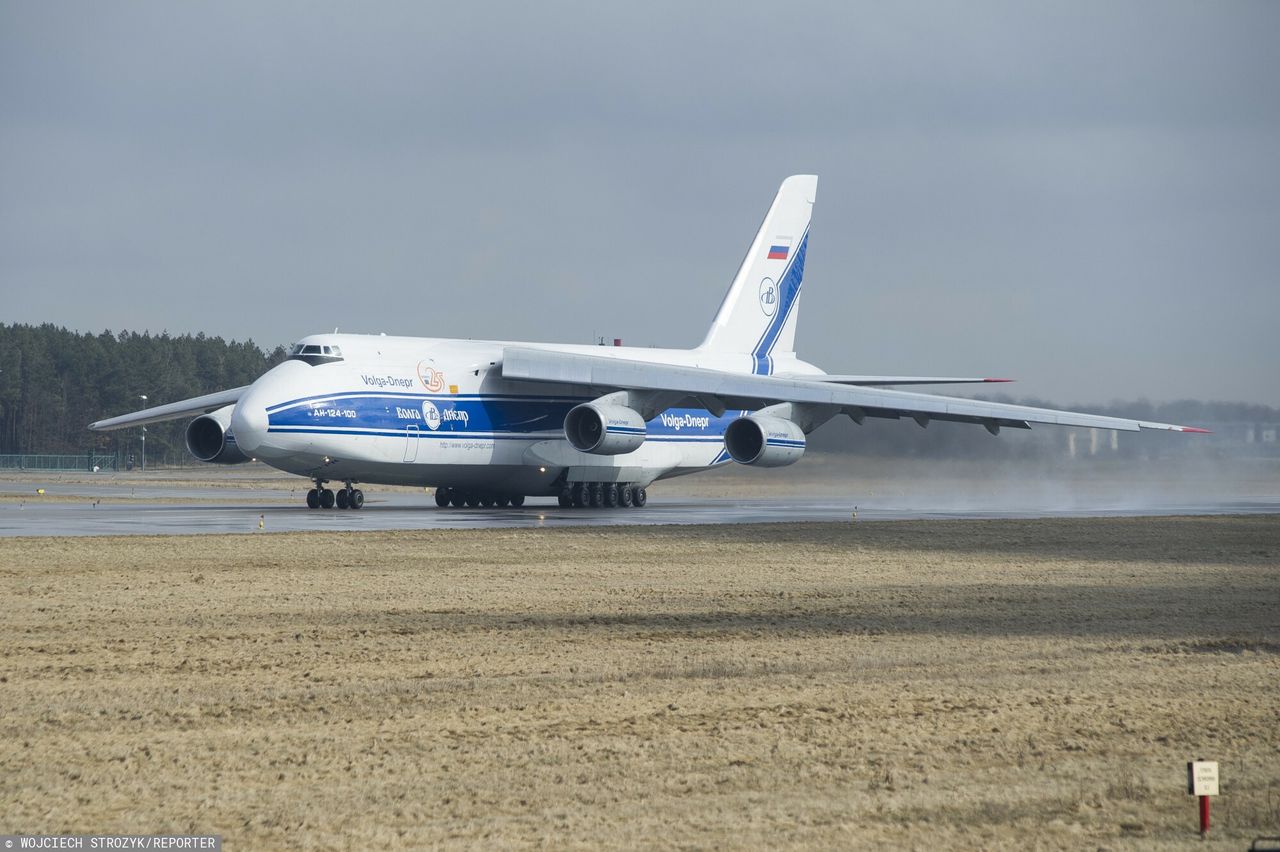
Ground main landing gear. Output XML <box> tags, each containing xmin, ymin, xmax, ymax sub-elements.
<box><xmin>306</xmin><ymin>480</ymin><xmax>364</xmax><ymax>510</ymax></box>
<box><xmin>434</xmin><ymin>487</ymin><xmax>526</xmax><ymax>509</ymax></box>
<box><xmin>556</xmin><ymin>482</ymin><xmax>647</xmax><ymax>509</ymax></box>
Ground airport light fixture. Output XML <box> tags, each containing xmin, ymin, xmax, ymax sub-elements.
<box><xmin>139</xmin><ymin>395</ymin><xmax>148</xmax><ymax>471</ymax></box>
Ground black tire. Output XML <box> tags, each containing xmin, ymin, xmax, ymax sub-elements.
<box><xmin>632</xmin><ymin>486</ymin><xmax>647</xmax><ymax>508</ymax></box>
<box><xmin>435</xmin><ymin>487</ymin><xmax>452</xmax><ymax>508</ymax></box>
<box><xmin>464</xmin><ymin>493</ymin><xmax>480</xmax><ymax>508</ymax></box>
<box><xmin>619</xmin><ymin>485</ymin><xmax>633</xmax><ymax>508</ymax></box>
<box><xmin>509</xmin><ymin>494</ymin><xmax>525</xmax><ymax>508</ymax></box>
<box><xmin>494</xmin><ymin>495</ymin><xmax>510</xmax><ymax>508</ymax></box>
<box><xmin>558</xmin><ymin>492</ymin><xmax>572</xmax><ymax>508</ymax></box>
<box><xmin>603</xmin><ymin>482</ymin><xmax>618</xmax><ymax>508</ymax></box>
<box><xmin>588</xmin><ymin>482</ymin><xmax>604</xmax><ymax>508</ymax></box>
<box><xmin>571</xmin><ymin>483</ymin><xmax>587</xmax><ymax>508</ymax></box>
<box><xmin>450</xmin><ymin>492</ymin><xmax>466</xmax><ymax>508</ymax></box>
<box><xmin>319</xmin><ymin>488</ymin><xmax>335</xmax><ymax>509</ymax></box>
<box><xmin>306</xmin><ymin>489</ymin><xmax>319</xmax><ymax>509</ymax></box>
<box><xmin>350</xmin><ymin>489</ymin><xmax>364</xmax><ymax>509</ymax></box>
<box><xmin>479</xmin><ymin>495</ymin><xmax>495</xmax><ymax>508</ymax></box>
<box><xmin>336</xmin><ymin>488</ymin><xmax>350</xmax><ymax>509</ymax></box>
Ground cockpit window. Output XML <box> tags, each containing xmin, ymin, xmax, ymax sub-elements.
<box><xmin>288</xmin><ymin>343</ymin><xmax>345</xmax><ymax>366</ymax></box>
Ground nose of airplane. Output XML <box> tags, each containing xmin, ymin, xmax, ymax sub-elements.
<box><xmin>230</xmin><ymin>383</ymin><xmax>271</xmax><ymax>455</ymax></box>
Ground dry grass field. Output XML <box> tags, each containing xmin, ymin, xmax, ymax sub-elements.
<box><xmin>2</xmin><ymin>516</ymin><xmax>1278</xmax><ymax>849</ymax></box>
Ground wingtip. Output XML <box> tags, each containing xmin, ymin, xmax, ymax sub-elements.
<box><xmin>1180</xmin><ymin>426</ymin><xmax>1212</xmax><ymax>434</ymax></box>
<box><xmin>983</xmin><ymin>378</ymin><xmax>1014</xmax><ymax>383</ymax></box>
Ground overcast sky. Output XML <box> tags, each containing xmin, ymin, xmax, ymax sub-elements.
<box><xmin>3</xmin><ymin>2</ymin><xmax>1277</xmax><ymax>405</ymax></box>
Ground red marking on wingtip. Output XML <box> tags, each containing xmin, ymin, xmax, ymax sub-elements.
<box><xmin>984</xmin><ymin>378</ymin><xmax>1014</xmax><ymax>383</ymax></box>
<box><xmin>1183</xmin><ymin>427</ymin><xmax>1212</xmax><ymax>434</ymax></box>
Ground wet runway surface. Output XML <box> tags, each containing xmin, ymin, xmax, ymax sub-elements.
<box><xmin>3</xmin><ymin>485</ymin><xmax>1277</xmax><ymax>537</ymax></box>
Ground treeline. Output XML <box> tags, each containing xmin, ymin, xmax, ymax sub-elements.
<box><xmin>1</xmin><ymin>322</ymin><xmax>1275</xmax><ymax>463</ymax></box>
<box><xmin>0</xmin><ymin>323</ymin><xmax>286</xmax><ymax>459</ymax></box>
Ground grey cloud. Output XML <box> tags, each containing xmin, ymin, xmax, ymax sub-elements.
<box><xmin>2</xmin><ymin>1</ymin><xmax>1277</xmax><ymax>405</ymax></box>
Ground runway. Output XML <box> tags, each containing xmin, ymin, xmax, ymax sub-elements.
<box><xmin>3</xmin><ymin>484</ymin><xmax>1277</xmax><ymax>537</ymax></box>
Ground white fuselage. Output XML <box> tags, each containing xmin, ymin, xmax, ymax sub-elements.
<box><xmin>230</xmin><ymin>333</ymin><xmax>823</xmax><ymax>495</ymax></box>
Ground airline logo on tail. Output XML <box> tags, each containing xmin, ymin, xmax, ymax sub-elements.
<box><xmin>759</xmin><ymin>278</ymin><xmax>777</xmax><ymax>316</ymax></box>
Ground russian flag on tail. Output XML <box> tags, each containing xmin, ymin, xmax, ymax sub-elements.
<box><xmin>767</xmin><ymin>238</ymin><xmax>791</xmax><ymax>261</ymax></box>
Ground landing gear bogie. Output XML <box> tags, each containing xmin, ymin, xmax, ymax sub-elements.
<box><xmin>426</xmin><ymin>483</ymin><xmax>644</xmax><ymax>511</ymax></box>
<box><xmin>306</xmin><ymin>480</ymin><xmax>363</xmax><ymax>510</ymax></box>
<box><xmin>560</xmin><ymin>482</ymin><xmax>648</xmax><ymax>510</ymax></box>
<box><xmin>435</xmin><ymin>489</ymin><xmax>530</xmax><ymax>510</ymax></box>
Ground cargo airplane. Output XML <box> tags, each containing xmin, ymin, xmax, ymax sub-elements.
<box><xmin>89</xmin><ymin>175</ymin><xmax>1207</xmax><ymax>510</ymax></box>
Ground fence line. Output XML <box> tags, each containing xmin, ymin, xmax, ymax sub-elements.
<box><xmin>0</xmin><ymin>454</ymin><xmax>120</xmax><ymax>472</ymax></box>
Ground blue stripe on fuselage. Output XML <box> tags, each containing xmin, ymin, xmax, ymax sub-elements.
<box><xmin>265</xmin><ymin>394</ymin><xmax>746</xmax><ymax>443</ymax></box>
<box><xmin>751</xmin><ymin>228</ymin><xmax>808</xmax><ymax>375</ymax></box>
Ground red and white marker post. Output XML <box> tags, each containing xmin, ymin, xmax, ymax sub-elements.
<box><xmin>1187</xmin><ymin>760</ymin><xmax>1219</xmax><ymax>839</ymax></box>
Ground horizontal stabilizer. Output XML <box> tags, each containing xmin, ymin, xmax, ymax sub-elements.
<box><xmin>781</xmin><ymin>374</ymin><xmax>1014</xmax><ymax>386</ymax></box>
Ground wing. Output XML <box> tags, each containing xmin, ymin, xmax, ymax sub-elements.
<box><xmin>500</xmin><ymin>347</ymin><xmax>1208</xmax><ymax>435</ymax></box>
<box><xmin>88</xmin><ymin>387</ymin><xmax>249</xmax><ymax>431</ymax></box>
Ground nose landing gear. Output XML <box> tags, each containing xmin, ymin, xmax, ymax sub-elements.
<box><xmin>306</xmin><ymin>480</ymin><xmax>364</xmax><ymax>510</ymax></box>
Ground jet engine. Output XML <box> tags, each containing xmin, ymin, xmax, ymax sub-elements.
<box><xmin>723</xmin><ymin>413</ymin><xmax>805</xmax><ymax>467</ymax></box>
<box><xmin>564</xmin><ymin>402</ymin><xmax>646</xmax><ymax>455</ymax></box>
<box><xmin>185</xmin><ymin>404</ymin><xmax>251</xmax><ymax>464</ymax></box>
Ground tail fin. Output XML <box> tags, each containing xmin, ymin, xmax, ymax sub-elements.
<box><xmin>698</xmin><ymin>174</ymin><xmax>817</xmax><ymax>374</ymax></box>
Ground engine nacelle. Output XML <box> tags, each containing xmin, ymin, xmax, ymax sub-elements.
<box><xmin>564</xmin><ymin>402</ymin><xmax>646</xmax><ymax>455</ymax></box>
<box><xmin>185</xmin><ymin>404</ymin><xmax>251</xmax><ymax>464</ymax></box>
<box><xmin>724</xmin><ymin>414</ymin><xmax>806</xmax><ymax>467</ymax></box>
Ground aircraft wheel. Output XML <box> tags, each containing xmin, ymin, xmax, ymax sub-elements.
<box><xmin>619</xmin><ymin>485</ymin><xmax>634</xmax><ymax>508</ymax></box>
<box><xmin>557</xmin><ymin>492</ymin><xmax>572</xmax><ymax>508</ymax></box>
<box><xmin>494</xmin><ymin>495</ymin><xmax>510</xmax><ymax>508</ymax></box>
<box><xmin>509</xmin><ymin>494</ymin><xmax>525</xmax><ymax>508</ymax></box>
<box><xmin>571</xmin><ymin>483</ymin><xmax>587</xmax><ymax>508</ymax></box>
<box><xmin>350</xmin><ymin>489</ymin><xmax>364</xmax><ymax>509</ymax></box>
<box><xmin>588</xmin><ymin>482</ymin><xmax>604</xmax><ymax>508</ymax></box>
<box><xmin>632</xmin><ymin>486</ymin><xmax>647</xmax><ymax>508</ymax></box>
<box><xmin>464</xmin><ymin>493</ymin><xmax>480</xmax><ymax>508</ymax></box>
<box><xmin>480</xmin><ymin>495</ymin><xmax>495</xmax><ymax>508</ymax></box>
<box><xmin>306</xmin><ymin>489</ymin><xmax>319</xmax><ymax>509</ymax></box>
<box><xmin>603</xmin><ymin>482</ymin><xmax>618</xmax><ymax>508</ymax></box>
<box><xmin>450</xmin><ymin>491</ymin><xmax>466</xmax><ymax>508</ymax></box>
<box><xmin>336</xmin><ymin>488</ymin><xmax>350</xmax><ymax>509</ymax></box>
<box><xmin>435</xmin><ymin>487</ymin><xmax>452</xmax><ymax>508</ymax></box>
<box><xmin>319</xmin><ymin>488</ymin><xmax>335</xmax><ymax>509</ymax></box>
